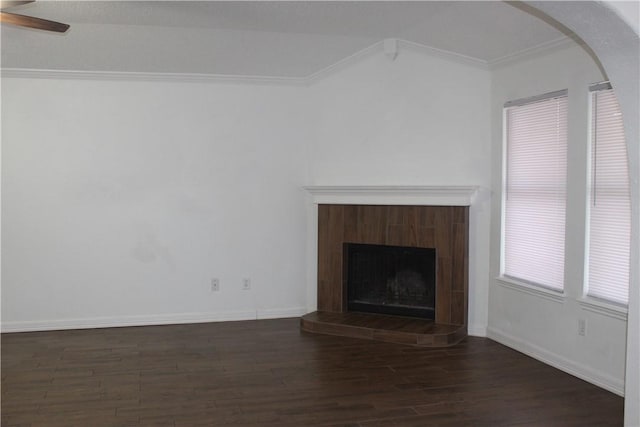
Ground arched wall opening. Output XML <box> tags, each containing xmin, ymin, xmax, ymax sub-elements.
<box><xmin>525</xmin><ymin>2</ymin><xmax>638</xmax><ymax>425</ymax></box>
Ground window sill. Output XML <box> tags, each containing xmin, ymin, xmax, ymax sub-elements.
<box><xmin>578</xmin><ymin>297</ymin><xmax>628</xmax><ymax>321</ymax></box>
<box><xmin>495</xmin><ymin>276</ymin><xmax>565</xmax><ymax>304</ymax></box>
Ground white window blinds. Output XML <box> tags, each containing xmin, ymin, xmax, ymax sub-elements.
<box><xmin>587</xmin><ymin>85</ymin><xmax>630</xmax><ymax>305</ymax></box>
<box><xmin>503</xmin><ymin>91</ymin><xmax>568</xmax><ymax>290</ymax></box>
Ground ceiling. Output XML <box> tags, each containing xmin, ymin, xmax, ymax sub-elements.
<box><xmin>1</xmin><ymin>1</ymin><xmax>573</xmax><ymax>77</ymax></box>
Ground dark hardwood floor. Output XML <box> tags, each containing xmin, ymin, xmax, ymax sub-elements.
<box><xmin>1</xmin><ymin>318</ymin><xmax>623</xmax><ymax>426</ymax></box>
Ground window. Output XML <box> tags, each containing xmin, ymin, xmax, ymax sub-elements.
<box><xmin>586</xmin><ymin>83</ymin><xmax>630</xmax><ymax>305</ymax></box>
<box><xmin>503</xmin><ymin>90</ymin><xmax>568</xmax><ymax>291</ymax></box>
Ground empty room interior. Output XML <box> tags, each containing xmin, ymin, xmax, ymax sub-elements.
<box><xmin>1</xmin><ymin>1</ymin><xmax>639</xmax><ymax>426</ymax></box>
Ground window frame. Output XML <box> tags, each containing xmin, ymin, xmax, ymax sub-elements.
<box><xmin>583</xmin><ymin>82</ymin><xmax>631</xmax><ymax>307</ymax></box>
<box><xmin>500</xmin><ymin>89</ymin><xmax>569</xmax><ymax>293</ymax></box>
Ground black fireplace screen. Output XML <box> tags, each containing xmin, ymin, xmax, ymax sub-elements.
<box><xmin>346</xmin><ymin>243</ymin><xmax>436</xmax><ymax>319</ymax></box>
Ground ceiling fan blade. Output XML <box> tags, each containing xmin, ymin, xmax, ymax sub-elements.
<box><xmin>0</xmin><ymin>1</ymin><xmax>35</xmax><ymax>8</ymax></box>
<box><xmin>0</xmin><ymin>11</ymin><xmax>69</xmax><ymax>32</ymax></box>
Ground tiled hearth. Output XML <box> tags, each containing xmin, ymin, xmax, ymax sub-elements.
<box><xmin>302</xmin><ymin>186</ymin><xmax>476</xmax><ymax>347</ymax></box>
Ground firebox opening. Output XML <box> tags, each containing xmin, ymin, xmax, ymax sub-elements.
<box><xmin>345</xmin><ymin>243</ymin><xmax>436</xmax><ymax>320</ymax></box>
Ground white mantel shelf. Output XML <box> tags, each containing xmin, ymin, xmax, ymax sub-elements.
<box><xmin>304</xmin><ymin>186</ymin><xmax>480</xmax><ymax>206</ymax></box>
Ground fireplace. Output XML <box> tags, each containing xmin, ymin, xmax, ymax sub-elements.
<box><xmin>314</xmin><ymin>204</ymin><xmax>468</xmax><ymax>325</ymax></box>
<box><xmin>301</xmin><ymin>187</ymin><xmax>475</xmax><ymax>346</ymax></box>
<box><xmin>346</xmin><ymin>243</ymin><xmax>436</xmax><ymax>319</ymax></box>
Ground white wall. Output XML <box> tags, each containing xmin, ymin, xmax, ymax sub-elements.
<box><xmin>1</xmin><ymin>32</ymin><xmax>631</xmax><ymax>409</ymax></box>
<box><xmin>308</xmin><ymin>47</ymin><xmax>493</xmax><ymax>336</ymax></box>
<box><xmin>487</xmin><ymin>43</ymin><xmax>628</xmax><ymax>395</ymax></box>
<box><xmin>0</xmin><ymin>46</ymin><xmax>490</xmax><ymax>337</ymax></box>
<box><xmin>1</xmin><ymin>77</ymin><xmax>311</xmax><ymax>330</ymax></box>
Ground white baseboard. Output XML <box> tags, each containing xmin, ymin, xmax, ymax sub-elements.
<box><xmin>257</xmin><ymin>307</ymin><xmax>308</xmax><ymax>320</ymax></box>
<box><xmin>1</xmin><ymin>307</ymin><xmax>308</xmax><ymax>333</ymax></box>
<box><xmin>487</xmin><ymin>326</ymin><xmax>625</xmax><ymax>396</ymax></box>
<box><xmin>467</xmin><ymin>324</ymin><xmax>488</xmax><ymax>337</ymax></box>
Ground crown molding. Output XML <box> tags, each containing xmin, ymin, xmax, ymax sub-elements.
<box><xmin>399</xmin><ymin>39</ymin><xmax>489</xmax><ymax>70</ymax></box>
<box><xmin>306</xmin><ymin>38</ymin><xmax>490</xmax><ymax>83</ymax></box>
<box><xmin>0</xmin><ymin>39</ymin><xmax>490</xmax><ymax>85</ymax></box>
<box><xmin>2</xmin><ymin>36</ymin><xmax>582</xmax><ymax>84</ymax></box>
<box><xmin>488</xmin><ymin>36</ymin><xmax>579</xmax><ymax>69</ymax></box>
<box><xmin>0</xmin><ymin>68</ymin><xmax>309</xmax><ymax>86</ymax></box>
<box><xmin>305</xmin><ymin>41</ymin><xmax>384</xmax><ymax>85</ymax></box>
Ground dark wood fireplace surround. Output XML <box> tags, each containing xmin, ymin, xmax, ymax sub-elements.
<box><xmin>301</xmin><ymin>204</ymin><xmax>469</xmax><ymax>347</ymax></box>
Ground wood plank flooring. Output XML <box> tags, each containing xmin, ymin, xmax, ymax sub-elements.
<box><xmin>1</xmin><ymin>318</ymin><xmax>623</xmax><ymax>426</ymax></box>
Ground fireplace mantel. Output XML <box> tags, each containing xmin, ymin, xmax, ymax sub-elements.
<box><xmin>304</xmin><ymin>185</ymin><xmax>479</xmax><ymax>206</ymax></box>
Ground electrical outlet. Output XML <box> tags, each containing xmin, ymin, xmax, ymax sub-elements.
<box><xmin>211</xmin><ymin>278</ymin><xmax>220</xmax><ymax>292</ymax></box>
<box><xmin>242</xmin><ymin>278</ymin><xmax>251</xmax><ymax>290</ymax></box>
<box><xmin>578</xmin><ymin>319</ymin><xmax>586</xmax><ymax>336</ymax></box>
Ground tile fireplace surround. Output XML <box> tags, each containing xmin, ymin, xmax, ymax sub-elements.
<box><xmin>302</xmin><ymin>186</ymin><xmax>478</xmax><ymax>347</ymax></box>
